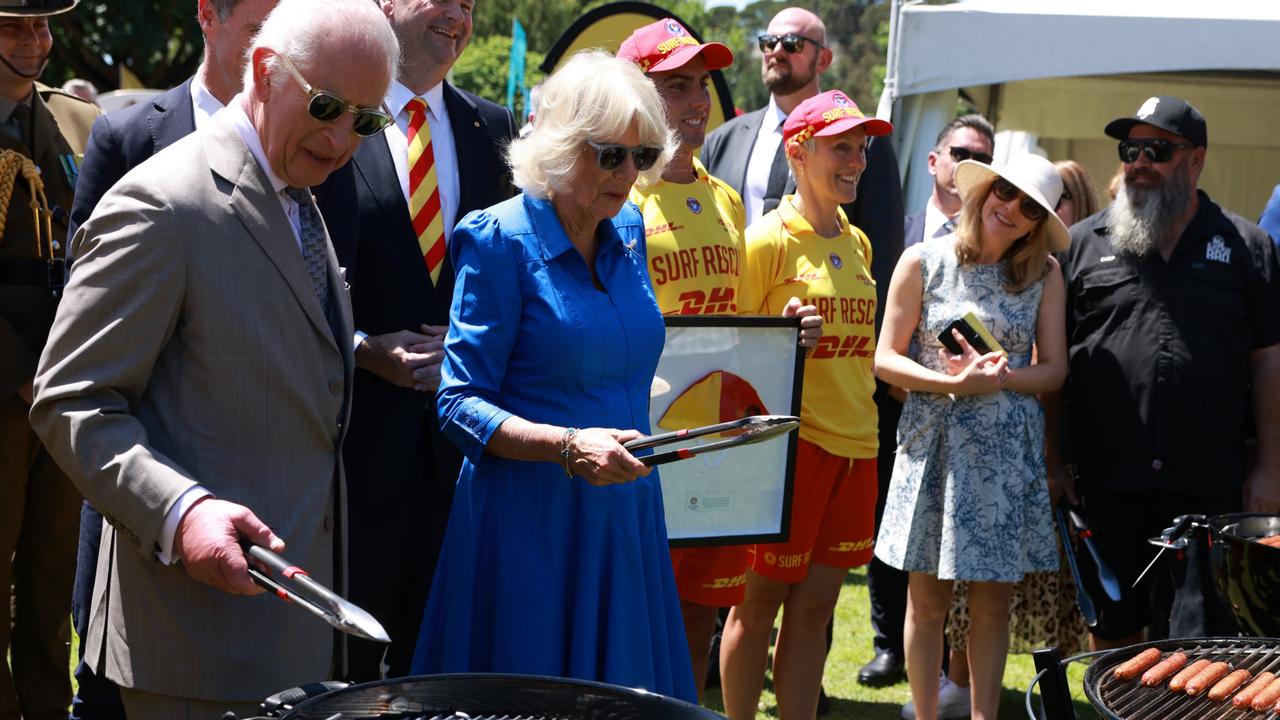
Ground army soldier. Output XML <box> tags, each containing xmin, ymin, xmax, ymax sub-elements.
<box><xmin>0</xmin><ymin>1</ymin><xmax>98</xmax><ymax>718</ymax></box>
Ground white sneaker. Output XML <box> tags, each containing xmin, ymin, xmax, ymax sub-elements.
<box><xmin>900</xmin><ymin>676</ymin><xmax>972</xmax><ymax>720</ymax></box>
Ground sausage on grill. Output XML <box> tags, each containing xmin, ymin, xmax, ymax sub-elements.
<box><xmin>1257</xmin><ymin>534</ymin><xmax>1280</xmax><ymax>548</ymax></box>
<box><xmin>1169</xmin><ymin>659</ymin><xmax>1212</xmax><ymax>693</ymax></box>
<box><xmin>1235</xmin><ymin>672</ymin><xmax>1276</xmax><ymax>709</ymax></box>
<box><xmin>1185</xmin><ymin>661</ymin><xmax>1231</xmax><ymax>697</ymax></box>
<box><xmin>1207</xmin><ymin>668</ymin><xmax>1251</xmax><ymax>702</ymax></box>
<box><xmin>1113</xmin><ymin>648</ymin><xmax>1162</xmax><ymax>680</ymax></box>
<box><xmin>1141</xmin><ymin>651</ymin><xmax>1187</xmax><ymax>687</ymax></box>
<box><xmin>1250</xmin><ymin>675</ymin><xmax>1280</xmax><ymax>712</ymax></box>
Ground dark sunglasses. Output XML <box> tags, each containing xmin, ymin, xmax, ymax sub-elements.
<box><xmin>991</xmin><ymin>177</ymin><xmax>1048</xmax><ymax>222</ymax></box>
<box><xmin>1118</xmin><ymin>137</ymin><xmax>1194</xmax><ymax>164</ymax></box>
<box><xmin>948</xmin><ymin>145</ymin><xmax>994</xmax><ymax>165</ymax></box>
<box><xmin>277</xmin><ymin>54</ymin><xmax>393</xmax><ymax>138</ymax></box>
<box><xmin>757</xmin><ymin>32</ymin><xmax>824</xmax><ymax>54</ymax></box>
<box><xmin>587</xmin><ymin>140</ymin><xmax>662</xmax><ymax>172</ymax></box>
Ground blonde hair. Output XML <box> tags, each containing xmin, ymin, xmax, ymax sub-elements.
<box><xmin>954</xmin><ymin>177</ymin><xmax>1052</xmax><ymax>292</ymax></box>
<box><xmin>1054</xmin><ymin>160</ymin><xmax>1099</xmax><ymax>224</ymax></box>
<box><xmin>508</xmin><ymin>50</ymin><xmax>676</xmax><ymax>198</ymax></box>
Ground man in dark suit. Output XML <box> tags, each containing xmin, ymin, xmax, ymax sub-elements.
<box><xmin>700</xmin><ymin>6</ymin><xmax>906</xmax><ymax>699</ymax></box>
<box><xmin>902</xmin><ymin>114</ymin><xmax>995</xmax><ymax>249</ymax></box>
<box><xmin>341</xmin><ymin>0</ymin><xmax>517</xmax><ymax>681</ymax></box>
<box><xmin>65</xmin><ymin>1</ymin><xmax>356</xmax><ymax>716</ymax></box>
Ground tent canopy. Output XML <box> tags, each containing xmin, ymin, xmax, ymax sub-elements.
<box><xmin>886</xmin><ymin>0</ymin><xmax>1280</xmax><ymax>217</ymax></box>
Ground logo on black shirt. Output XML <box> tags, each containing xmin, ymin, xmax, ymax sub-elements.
<box><xmin>1206</xmin><ymin>236</ymin><xmax>1231</xmax><ymax>264</ymax></box>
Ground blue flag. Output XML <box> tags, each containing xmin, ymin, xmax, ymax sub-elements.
<box><xmin>507</xmin><ymin>18</ymin><xmax>527</xmax><ymax>116</ymax></box>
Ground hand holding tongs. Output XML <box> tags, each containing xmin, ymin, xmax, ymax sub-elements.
<box><xmin>242</xmin><ymin>541</ymin><xmax>390</xmax><ymax>643</ymax></box>
<box><xmin>624</xmin><ymin>414</ymin><xmax>800</xmax><ymax>466</ymax></box>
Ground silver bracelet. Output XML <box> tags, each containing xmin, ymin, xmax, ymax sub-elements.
<box><xmin>560</xmin><ymin>427</ymin><xmax>579</xmax><ymax>478</ymax></box>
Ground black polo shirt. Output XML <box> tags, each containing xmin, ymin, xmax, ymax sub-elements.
<box><xmin>1061</xmin><ymin>190</ymin><xmax>1280</xmax><ymax>495</ymax></box>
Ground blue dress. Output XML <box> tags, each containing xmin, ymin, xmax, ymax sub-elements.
<box><xmin>410</xmin><ymin>194</ymin><xmax>696</xmax><ymax>703</ymax></box>
<box><xmin>874</xmin><ymin>237</ymin><xmax>1058</xmax><ymax>582</ymax></box>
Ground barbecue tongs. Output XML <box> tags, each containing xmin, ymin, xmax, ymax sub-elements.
<box><xmin>624</xmin><ymin>414</ymin><xmax>800</xmax><ymax>466</ymax></box>
<box><xmin>242</xmin><ymin>542</ymin><xmax>390</xmax><ymax>643</ymax></box>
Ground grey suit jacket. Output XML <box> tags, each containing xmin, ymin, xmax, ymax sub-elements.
<box><xmin>31</xmin><ymin>112</ymin><xmax>355</xmax><ymax>702</ymax></box>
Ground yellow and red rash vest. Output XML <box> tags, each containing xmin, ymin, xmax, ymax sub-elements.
<box><xmin>630</xmin><ymin>157</ymin><xmax>746</xmax><ymax>315</ymax></box>
<box><xmin>740</xmin><ymin>195</ymin><xmax>878</xmax><ymax>459</ymax></box>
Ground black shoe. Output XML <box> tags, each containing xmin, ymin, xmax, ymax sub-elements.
<box><xmin>857</xmin><ymin>649</ymin><xmax>905</xmax><ymax>686</ymax></box>
<box><xmin>817</xmin><ymin>685</ymin><xmax>831</xmax><ymax>716</ymax></box>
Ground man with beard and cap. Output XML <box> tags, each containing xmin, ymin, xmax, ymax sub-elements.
<box><xmin>65</xmin><ymin>2</ymin><xmax>359</xmax><ymax>716</ymax></box>
<box><xmin>617</xmin><ymin>18</ymin><xmax>822</xmax><ymax>700</ymax></box>
<box><xmin>0</xmin><ymin>1</ymin><xmax>98</xmax><ymax>718</ymax></box>
<box><xmin>1053</xmin><ymin>96</ymin><xmax>1280</xmax><ymax>650</ymax></box>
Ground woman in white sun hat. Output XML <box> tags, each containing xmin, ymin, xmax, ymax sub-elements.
<box><xmin>872</xmin><ymin>153</ymin><xmax>1069</xmax><ymax>720</ymax></box>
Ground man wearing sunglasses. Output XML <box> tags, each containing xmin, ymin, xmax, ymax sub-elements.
<box><xmin>31</xmin><ymin>1</ymin><xmax>398</xmax><ymax>715</ymax></box>
<box><xmin>903</xmin><ymin>114</ymin><xmax>995</xmax><ymax>249</ymax></box>
<box><xmin>64</xmin><ymin>2</ymin><xmax>366</xmax><ymax>716</ymax></box>
<box><xmin>340</xmin><ymin>0</ymin><xmax>518</xmax><ymax>683</ymax></box>
<box><xmin>1054</xmin><ymin>95</ymin><xmax>1280</xmax><ymax>651</ymax></box>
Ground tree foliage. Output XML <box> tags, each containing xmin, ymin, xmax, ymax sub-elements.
<box><xmin>41</xmin><ymin>0</ymin><xmax>890</xmax><ymax>120</ymax></box>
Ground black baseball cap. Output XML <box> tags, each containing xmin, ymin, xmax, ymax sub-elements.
<box><xmin>1105</xmin><ymin>96</ymin><xmax>1207</xmax><ymax>148</ymax></box>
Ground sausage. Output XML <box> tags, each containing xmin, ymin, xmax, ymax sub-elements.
<box><xmin>1185</xmin><ymin>661</ymin><xmax>1231</xmax><ymax>696</ymax></box>
<box><xmin>1233</xmin><ymin>671</ymin><xmax>1275</xmax><ymax>708</ymax></box>
<box><xmin>1113</xmin><ymin>647</ymin><xmax>1162</xmax><ymax>681</ymax></box>
<box><xmin>1141</xmin><ymin>651</ymin><xmax>1188</xmax><ymax>687</ymax></box>
<box><xmin>1251</xmin><ymin>675</ymin><xmax>1280</xmax><ymax>711</ymax></box>
<box><xmin>1169</xmin><ymin>659</ymin><xmax>1212</xmax><ymax>693</ymax></box>
<box><xmin>1207</xmin><ymin>668</ymin><xmax>1251</xmax><ymax>702</ymax></box>
<box><xmin>1258</xmin><ymin>534</ymin><xmax>1280</xmax><ymax>548</ymax></box>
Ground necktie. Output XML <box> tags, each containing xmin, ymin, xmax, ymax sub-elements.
<box><xmin>406</xmin><ymin>97</ymin><xmax>446</xmax><ymax>285</ymax></box>
<box><xmin>764</xmin><ymin>123</ymin><xmax>789</xmax><ymax>214</ymax></box>
<box><xmin>934</xmin><ymin>218</ymin><xmax>957</xmax><ymax>238</ymax></box>
<box><xmin>11</xmin><ymin>102</ymin><xmax>31</xmax><ymax>146</ymax></box>
<box><xmin>285</xmin><ymin>186</ymin><xmax>331</xmax><ymax>317</ymax></box>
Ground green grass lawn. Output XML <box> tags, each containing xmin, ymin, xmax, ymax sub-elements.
<box><xmin>69</xmin><ymin>566</ymin><xmax>1097</xmax><ymax>718</ymax></box>
<box><xmin>699</xmin><ymin>567</ymin><xmax>1098</xmax><ymax>719</ymax></box>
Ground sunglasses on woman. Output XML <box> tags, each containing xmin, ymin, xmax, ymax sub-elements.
<box><xmin>277</xmin><ymin>54</ymin><xmax>394</xmax><ymax>138</ymax></box>
<box><xmin>756</xmin><ymin>32</ymin><xmax>824</xmax><ymax>54</ymax></box>
<box><xmin>948</xmin><ymin>146</ymin><xmax>994</xmax><ymax>165</ymax></box>
<box><xmin>1117</xmin><ymin>138</ymin><xmax>1194</xmax><ymax>164</ymax></box>
<box><xmin>990</xmin><ymin>177</ymin><xmax>1048</xmax><ymax>222</ymax></box>
<box><xmin>587</xmin><ymin>141</ymin><xmax>662</xmax><ymax>172</ymax></box>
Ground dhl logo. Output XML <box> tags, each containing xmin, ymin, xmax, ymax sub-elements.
<box><xmin>828</xmin><ymin>538</ymin><xmax>874</xmax><ymax>553</ymax></box>
<box><xmin>705</xmin><ymin>573</ymin><xmax>748</xmax><ymax>589</ymax></box>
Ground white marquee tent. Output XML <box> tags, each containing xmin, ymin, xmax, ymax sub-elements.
<box><xmin>881</xmin><ymin>0</ymin><xmax>1280</xmax><ymax>219</ymax></box>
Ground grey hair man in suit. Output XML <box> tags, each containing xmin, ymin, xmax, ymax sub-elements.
<box><xmin>31</xmin><ymin>0</ymin><xmax>398</xmax><ymax>716</ymax></box>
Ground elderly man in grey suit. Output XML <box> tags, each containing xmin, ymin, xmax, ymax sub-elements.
<box><xmin>29</xmin><ymin>0</ymin><xmax>398</xmax><ymax>716</ymax></box>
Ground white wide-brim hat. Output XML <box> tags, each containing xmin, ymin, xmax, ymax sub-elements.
<box><xmin>954</xmin><ymin>153</ymin><xmax>1071</xmax><ymax>252</ymax></box>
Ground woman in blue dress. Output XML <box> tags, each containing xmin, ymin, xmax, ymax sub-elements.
<box><xmin>409</xmin><ymin>49</ymin><xmax>695</xmax><ymax>702</ymax></box>
<box><xmin>872</xmin><ymin>154</ymin><xmax>1069</xmax><ymax>720</ymax></box>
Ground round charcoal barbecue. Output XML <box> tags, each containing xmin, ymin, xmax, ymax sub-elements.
<box><xmin>1026</xmin><ymin>513</ymin><xmax>1280</xmax><ymax>719</ymax></box>
<box><xmin>242</xmin><ymin>674</ymin><xmax>726</xmax><ymax>720</ymax></box>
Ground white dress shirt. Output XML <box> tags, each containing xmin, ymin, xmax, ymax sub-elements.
<box><xmin>383</xmin><ymin>80</ymin><xmax>461</xmax><ymax>243</ymax></box>
<box><xmin>189</xmin><ymin>74</ymin><xmax>225</xmax><ymax>131</ymax></box>
<box><xmin>743</xmin><ymin>96</ymin><xmax>789</xmax><ymax>225</ymax></box>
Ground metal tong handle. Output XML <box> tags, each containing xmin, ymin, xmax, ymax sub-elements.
<box><xmin>624</xmin><ymin>415</ymin><xmax>799</xmax><ymax>467</ymax></box>
<box><xmin>244</xmin><ymin>543</ymin><xmax>343</xmax><ymax>615</ymax></box>
<box><xmin>1055</xmin><ymin>506</ymin><xmax>1098</xmax><ymax>627</ymax></box>
<box><xmin>1063</xmin><ymin>505</ymin><xmax>1123</xmax><ymax>602</ymax></box>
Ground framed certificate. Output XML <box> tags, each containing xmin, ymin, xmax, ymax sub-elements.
<box><xmin>651</xmin><ymin>316</ymin><xmax>805</xmax><ymax>547</ymax></box>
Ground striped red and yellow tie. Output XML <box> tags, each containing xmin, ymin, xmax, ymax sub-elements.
<box><xmin>406</xmin><ymin>97</ymin><xmax>446</xmax><ymax>284</ymax></box>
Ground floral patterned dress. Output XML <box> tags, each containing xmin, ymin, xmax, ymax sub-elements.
<box><xmin>874</xmin><ymin>236</ymin><xmax>1058</xmax><ymax>582</ymax></box>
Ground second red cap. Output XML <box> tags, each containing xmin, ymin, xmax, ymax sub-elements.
<box><xmin>783</xmin><ymin>90</ymin><xmax>893</xmax><ymax>146</ymax></box>
<box><xmin>617</xmin><ymin>18</ymin><xmax>733</xmax><ymax>74</ymax></box>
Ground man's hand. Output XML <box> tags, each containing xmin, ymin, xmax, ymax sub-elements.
<box><xmin>782</xmin><ymin>296</ymin><xmax>823</xmax><ymax>348</ymax></box>
<box><xmin>1243</xmin><ymin>464</ymin><xmax>1280</xmax><ymax>513</ymax></box>
<box><xmin>355</xmin><ymin>324</ymin><xmax>447</xmax><ymax>391</ymax></box>
<box><xmin>173</xmin><ymin>497</ymin><xmax>284</xmax><ymax>595</ymax></box>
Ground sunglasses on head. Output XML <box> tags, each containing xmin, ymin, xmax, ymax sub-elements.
<box><xmin>587</xmin><ymin>140</ymin><xmax>662</xmax><ymax>172</ymax></box>
<box><xmin>277</xmin><ymin>54</ymin><xmax>393</xmax><ymax>138</ymax></box>
<box><xmin>990</xmin><ymin>177</ymin><xmax>1048</xmax><ymax>222</ymax></box>
<box><xmin>757</xmin><ymin>32</ymin><xmax>824</xmax><ymax>54</ymax></box>
<box><xmin>948</xmin><ymin>145</ymin><xmax>994</xmax><ymax>165</ymax></box>
<box><xmin>1118</xmin><ymin>137</ymin><xmax>1194</xmax><ymax>164</ymax></box>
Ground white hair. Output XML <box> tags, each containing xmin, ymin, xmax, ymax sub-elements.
<box><xmin>242</xmin><ymin>0</ymin><xmax>399</xmax><ymax>95</ymax></box>
<box><xmin>508</xmin><ymin>49</ymin><xmax>676</xmax><ymax>198</ymax></box>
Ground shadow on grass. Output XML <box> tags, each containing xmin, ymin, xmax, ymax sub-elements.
<box><xmin>843</xmin><ymin>570</ymin><xmax>868</xmax><ymax>587</ymax></box>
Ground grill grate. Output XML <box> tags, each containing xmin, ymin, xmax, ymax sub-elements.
<box><xmin>1090</xmin><ymin>638</ymin><xmax>1280</xmax><ymax>720</ymax></box>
